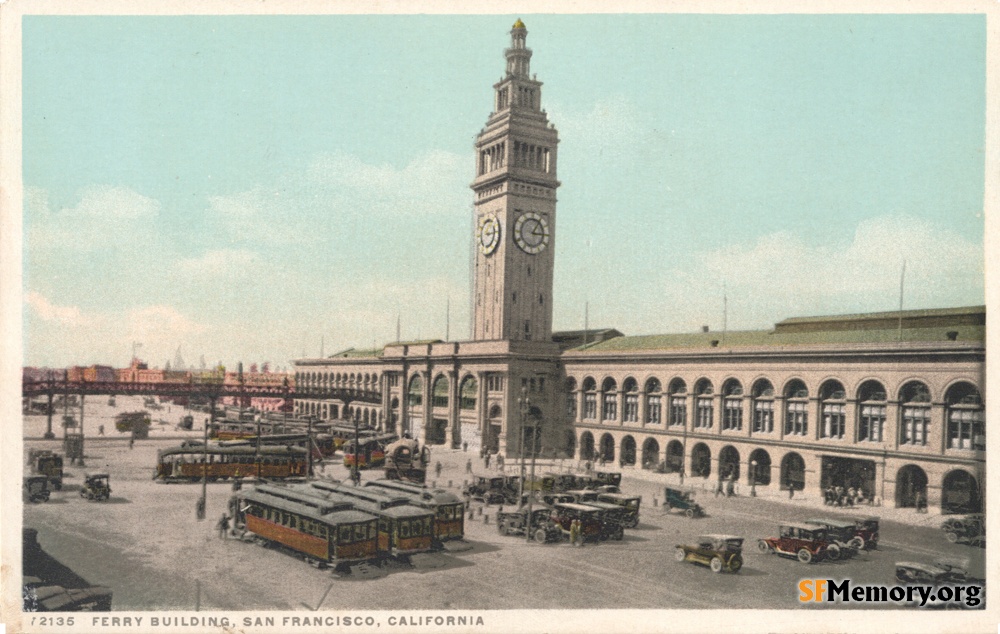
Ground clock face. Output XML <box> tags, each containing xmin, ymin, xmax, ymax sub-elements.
<box><xmin>477</xmin><ymin>214</ymin><xmax>500</xmax><ymax>255</ymax></box>
<box><xmin>514</xmin><ymin>212</ymin><xmax>550</xmax><ymax>254</ymax></box>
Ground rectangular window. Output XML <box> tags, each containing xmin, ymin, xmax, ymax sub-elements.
<box><xmin>624</xmin><ymin>394</ymin><xmax>639</xmax><ymax>422</ymax></box>
<box><xmin>646</xmin><ymin>395</ymin><xmax>661</xmax><ymax>424</ymax></box>
<box><xmin>948</xmin><ymin>408</ymin><xmax>984</xmax><ymax>450</ymax></box>
<box><xmin>901</xmin><ymin>406</ymin><xmax>930</xmax><ymax>446</ymax></box>
<box><xmin>584</xmin><ymin>393</ymin><xmax>597</xmax><ymax>420</ymax></box>
<box><xmin>821</xmin><ymin>403</ymin><xmax>846</xmax><ymax>439</ymax></box>
<box><xmin>753</xmin><ymin>400</ymin><xmax>774</xmax><ymax>433</ymax></box>
<box><xmin>669</xmin><ymin>397</ymin><xmax>686</xmax><ymax>427</ymax></box>
<box><xmin>784</xmin><ymin>401</ymin><xmax>808</xmax><ymax>436</ymax></box>
<box><xmin>858</xmin><ymin>404</ymin><xmax>885</xmax><ymax>442</ymax></box>
<box><xmin>695</xmin><ymin>397</ymin><xmax>713</xmax><ymax>429</ymax></box>
<box><xmin>567</xmin><ymin>393</ymin><xmax>578</xmax><ymax>419</ymax></box>
<box><xmin>722</xmin><ymin>398</ymin><xmax>742</xmax><ymax>431</ymax></box>
<box><xmin>602</xmin><ymin>395</ymin><xmax>617</xmax><ymax>422</ymax></box>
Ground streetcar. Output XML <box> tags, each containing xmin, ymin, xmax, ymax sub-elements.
<box><xmin>364</xmin><ymin>479</ymin><xmax>466</xmax><ymax>542</ymax></box>
<box><xmin>154</xmin><ymin>443</ymin><xmax>309</xmax><ymax>481</ymax></box>
<box><xmin>235</xmin><ymin>485</ymin><xmax>379</xmax><ymax>568</ymax></box>
<box><xmin>343</xmin><ymin>434</ymin><xmax>397</xmax><ymax>469</ymax></box>
<box><xmin>304</xmin><ymin>481</ymin><xmax>435</xmax><ymax>556</ymax></box>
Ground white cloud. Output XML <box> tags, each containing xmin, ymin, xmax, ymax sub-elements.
<box><xmin>24</xmin><ymin>291</ymin><xmax>85</xmax><ymax>326</ymax></box>
<box><xmin>26</xmin><ymin>185</ymin><xmax>161</xmax><ymax>254</ymax></box>
<box><xmin>172</xmin><ymin>248</ymin><xmax>260</xmax><ymax>279</ymax></box>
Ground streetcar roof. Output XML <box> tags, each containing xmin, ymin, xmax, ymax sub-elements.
<box><xmin>158</xmin><ymin>444</ymin><xmax>307</xmax><ymax>457</ymax></box>
<box><xmin>364</xmin><ymin>481</ymin><xmax>462</xmax><ymax>505</ymax></box>
<box><xmin>241</xmin><ymin>489</ymin><xmax>376</xmax><ymax>524</ymax></box>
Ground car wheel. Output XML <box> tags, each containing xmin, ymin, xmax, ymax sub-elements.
<box><xmin>53</xmin><ymin>482</ymin><xmax>62</xmax><ymax>491</ymax></box>
<box><xmin>499</xmin><ymin>520</ymin><xmax>512</xmax><ymax>536</ymax></box>
<box><xmin>685</xmin><ymin>508</ymin><xmax>695</xmax><ymax>519</ymax></box>
<box><xmin>613</xmin><ymin>526</ymin><xmax>624</xmax><ymax>541</ymax></box>
<box><xmin>674</xmin><ymin>547</ymin><xmax>686</xmax><ymax>562</ymax></box>
<box><xmin>849</xmin><ymin>537</ymin><xmax>864</xmax><ymax>550</ymax></box>
<box><xmin>729</xmin><ymin>557</ymin><xmax>743</xmax><ymax>573</ymax></box>
<box><xmin>757</xmin><ymin>540</ymin><xmax>772</xmax><ymax>554</ymax></box>
<box><xmin>945</xmin><ymin>532</ymin><xmax>959</xmax><ymax>544</ymax></box>
<box><xmin>534</xmin><ymin>529</ymin><xmax>548</xmax><ymax>544</ymax></box>
<box><xmin>628</xmin><ymin>518</ymin><xmax>639</xmax><ymax>529</ymax></box>
<box><xmin>710</xmin><ymin>557</ymin><xmax>724</xmax><ymax>573</ymax></box>
<box><xmin>826</xmin><ymin>545</ymin><xmax>841</xmax><ymax>561</ymax></box>
<box><xmin>797</xmin><ymin>548</ymin><xmax>813</xmax><ymax>564</ymax></box>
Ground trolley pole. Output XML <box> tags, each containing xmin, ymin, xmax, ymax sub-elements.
<box><xmin>352</xmin><ymin>407</ymin><xmax>360</xmax><ymax>485</ymax></box>
<box><xmin>308</xmin><ymin>416</ymin><xmax>314</xmax><ymax>478</ymax></box>
<box><xmin>526</xmin><ymin>415</ymin><xmax>538</xmax><ymax>543</ymax></box>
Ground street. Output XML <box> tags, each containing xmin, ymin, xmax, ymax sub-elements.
<box><xmin>22</xmin><ymin>405</ymin><xmax>984</xmax><ymax>612</ymax></box>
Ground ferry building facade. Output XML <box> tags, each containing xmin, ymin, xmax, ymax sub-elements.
<box><xmin>293</xmin><ymin>21</ymin><xmax>985</xmax><ymax>514</ymax></box>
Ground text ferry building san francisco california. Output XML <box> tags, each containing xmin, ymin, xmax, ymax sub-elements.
<box><xmin>292</xmin><ymin>20</ymin><xmax>985</xmax><ymax>514</ymax></box>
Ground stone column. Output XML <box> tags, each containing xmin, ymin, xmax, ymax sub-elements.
<box><xmin>446</xmin><ymin>370</ymin><xmax>460</xmax><ymax>449</ymax></box>
<box><xmin>421</xmin><ymin>369</ymin><xmax>432</xmax><ymax>444</ymax></box>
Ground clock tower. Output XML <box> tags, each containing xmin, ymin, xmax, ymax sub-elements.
<box><xmin>472</xmin><ymin>19</ymin><xmax>560</xmax><ymax>343</ymax></box>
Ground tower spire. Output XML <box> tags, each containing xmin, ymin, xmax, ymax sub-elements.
<box><xmin>506</xmin><ymin>19</ymin><xmax>531</xmax><ymax>78</ymax></box>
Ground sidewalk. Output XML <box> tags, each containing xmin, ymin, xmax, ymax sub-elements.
<box><xmin>435</xmin><ymin>448</ymin><xmax>948</xmax><ymax>530</ymax></box>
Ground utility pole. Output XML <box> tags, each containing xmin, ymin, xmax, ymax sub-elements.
<box><xmin>517</xmin><ymin>387</ymin><xmax>530</xmax><ymax>538</ymax></box>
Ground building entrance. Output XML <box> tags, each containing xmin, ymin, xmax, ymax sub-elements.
<box><xmin>821</xmin><ymin>456</ymin><xmax>876</xmax><ymax>503</ymax></box>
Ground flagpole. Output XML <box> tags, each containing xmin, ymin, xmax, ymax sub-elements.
<box><xmin>898</xmin><ymin>261</ymin><xmax>906</xmax><ymax>342</ymax></box>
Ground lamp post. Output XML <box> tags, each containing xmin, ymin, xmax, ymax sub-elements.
<box><xmin>750</xmin><ymin>460</ymin><xmax>758</xmax><ymax>497</ymax></box>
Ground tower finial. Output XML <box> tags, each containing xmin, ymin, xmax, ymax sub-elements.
<box><xmin>513</xmin><ymin>18</ymin><xmax>526</xmax><ymax>30</ymax></box>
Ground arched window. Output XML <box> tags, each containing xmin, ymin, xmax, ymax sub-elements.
<box><xmin>694</xmin><ymin>378</ymin><xmax>714</xmax><ymax>429</ymax></box>
<box><xmin>946</xmin><ymin>382</ymin><xmax>984</xmax><ymax>450</ymax></box>
<box><xmin>819</xmin><ymin>380</ymin><xmax>846</xmax><ymax>439</ymax></box>
<box><xmin>582</xmin><ymin>377</ymin><xmax>597</xmax><ymax>420</ymax></box>
<box><xmin>601</xmin><ymin>378</ymin><xmax>618</xmax><ymax>422</ymax></box>
<box><xmin>644</xmin><ymin>378</ymin><xmax>662</xmax><ymax>425</ymax></box>
<box><xmin>459</xmin><ymin>376</ymin><xmax>477</xmax><ymax>410</ymax></box>
<box><xmin>432</xmin><ymin>375</ymin><xmax>449</xmax><ymax>408</ymax></box>
<box><xmin>857</xmin><ymin>381</ymin><xmax>887</xmax><ymax>443</ymax></box>
<box><xmin>407</xmin><ymin>375</ymin><xmax>423</xmax><ymax>407</ymax></box>
<box><xmin>752</xmin><ymin>379</ymin><xmax>775</xmax><ymax>433</ymax></box>
<box><xmin>899</xmin><ymin>381</ymin><xmax>931</xmax><ymax>446</ymax></box>
<box><xmin>783</xmin><ymin>379</ymin><xmax>809</xmax><ymax>437</ymax></box>
<box><xmin>722</xmin><ymin>379</ymin><xmax>743</xmax><ymax>431</ymax></box>
<box><xmin>668</xmin><ymin>378</ymin><xmax>687</xmax><ymax>428</ymax></box>
<box><xmin>565</xmin><ymin>377</ymin><xmax>578</xmax><ymax>419</ymax></box>
<box><xmin>623</xmin><ymin>378</ymin><xmax>639</xmax><ymax>423</ymax></box>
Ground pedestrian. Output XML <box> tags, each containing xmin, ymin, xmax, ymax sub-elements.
<box><xmin>435</xmin><ymin>461</ymin><xmax>443</xmax><ymax>478</ymax></box>
<box><xmin>98</xmin><ymin>424</ymin><xmax>105</xmax><ymax>436</ymax></box>
<box><xmin>915</xmin><ymin>490</ymin><xmax>927</xmax><ymax>513</ymax></box>
<box><xmin>714</xmin><ymin>479</ymin><xmax>723</xmax><ymax>498</ymax></box>
<box><xmin>129</xmin><ymin>434</ymin><xmax>135</xmax><ymax>450</ymax></box>
<box><xmin>463</xmin><ymin>441</ymin><xmax>468</xmax><ymax>452</ymax></box>
<box><xmin>569</xmin><ymin>518</ymin><xmax>579</xmax><ymax>546</ymax></box>
<box><xmin>725</xmin><ymin>477</ymin><xmax>735</xmax><ymax>498</ymax></box>
<box><xmin>497</xmin><ymin>454</ymin><xmax>504</xmax><ymax>470</ymax></box>
<box><xmin>788</xmin><ymin>486</ymin><xmax>795</xmax><ymax>499</ymax></box>
<box><xmin>485</xmin><ymin>453</ymin><xmax>491</xmax><ymax>469</ymax></box>
<box><xmin>217</xmin><ymin>513</ymin><xmax>230</xmax><ymax>539</ymax></box>
<box><xmin>466</xmin><ymin>459</ymin><xmax>472</xmax><ymax>474</ymax></box>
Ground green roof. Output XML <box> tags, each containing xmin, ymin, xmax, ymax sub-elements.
<box><xmin>328</xmin><ymin>347</ymin><xmax>384</xmax><ymax>359</ymax></box>
<box><xmin>573</xmin><ymin>325</ymin><xmax>984</xmax><ymax>353</ymax></box>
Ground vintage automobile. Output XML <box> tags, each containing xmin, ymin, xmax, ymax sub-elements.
<box><xmin>27</xmin><ymin>450</ymin><xmax>64</xmax><ymax>490</ymax></box>
<box><xmin>895</xmin><ymin>560</ymin><xmax>985</xmax><ymax>609</ymax></box>
<box><xmin>803</xmin><ymin>518</ymin><xmax>862</xmax><ymax>560</ymax></box>
<box><xmin>540</xmin><ymin>493</ymin><xmax>576</xmax><ymax>508</ymax></box>
<box><xmin>597</xmin><ymin>492</ymin><xmax>641</xmax><ymax>528</ymax></box>
<box><xmin>941</xmin><ymin>514</ymin><xmax>984</xmax><ymax>545</ymax></box>
<box><xmin>550</xmin><ymin>503</ymin><xmax>604</xmax><ymax>543</ymax></box>
<box><xmin>850</xmin><ymin>516</ymin><xmax>880</xmax><ymax>550</ymax></box>
<box><xmin>595</xmin><ymin>471</ymin><xmax>622</xmax><ymax>487</ymax></box>
<box><xmin>562</xmin><ymin>490</ymin><xmax>626</xmax><ymax>540</ymax></box>
<box><xmin>23</xmin><ymin>476</ymin><xmax>51</xmax><ymax>503</ymax></box>
<box><xmin>463</xmin><ymin>476</ymin><xmax>508</xmax><ymax>505</ymax></box>
<box><xmin>675</xmin><ymin>535</ymin><xmax>744</xmax><ymax>573</ymax></box>
<box><xmin>79</xmin><ymin>474</ymin><xmax>111</xmax><ymax>502</ymax></box>
<box><xmin>663</xmin><ymin>487</ymin><xmax>704</xmax><ymax>518</ymax></box>
<box><xmin>757</xmin><ymin>523</ymin><xmax>833</xmax><ymax>563</ymax></box>
<box><xmin>497</xmin><ymin>505</ymin><xmax>563</xmax><ymax>543</ymax></box>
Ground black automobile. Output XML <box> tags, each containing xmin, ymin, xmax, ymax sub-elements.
<box><xmin>497</xmin><ymin>505</ymin><xmax>562</xmax><ymax>543</ymax></box>
<box><xmin>79</xmin><ymin>474</ymin><xmax>111</xmax><ymax>502</ymax></box>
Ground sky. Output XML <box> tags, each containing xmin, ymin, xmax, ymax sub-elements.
<box><xmin>21</xmin><ymin>13</ymin><xmax>986</xmax><ymax>369</ymax></box>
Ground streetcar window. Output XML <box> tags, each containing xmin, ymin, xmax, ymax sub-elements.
<box><xmin>369</xmin><ymin>522</ymin><xmax>377</xmax><ymax>539</ymax></box>
<box><xmin>400</xmin><ymin>521</ymin><xmax>410</xmax><ymax>538</ymax></box>
<box><xmin>353</xmin><ymin>524</ymin><xmax>367</xmax><ymax>541</ymax></box>
<box><xmin>339</xmin><ymin>525</ymin><xmax>352</xmax><ymax>543</ymax></box>
<box><xmin>319</xmin><ymin>525</ymin><xmax>328</xmax><ymax>539</ymax></box>
<box><xmin>378</xmin><ymin>519</ymin><xmax>388</xmax><ymax>532</ymax></box>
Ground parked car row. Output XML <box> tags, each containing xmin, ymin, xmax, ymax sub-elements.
<box><xmin>941</xmin><ymin>514</ymin><xmax>984</xmax><ymax>546</ymax></box>
<box><xmin>22</xmin><ymin>473</ymin><xmax>111</xmax><ymax>504</ymax></box>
